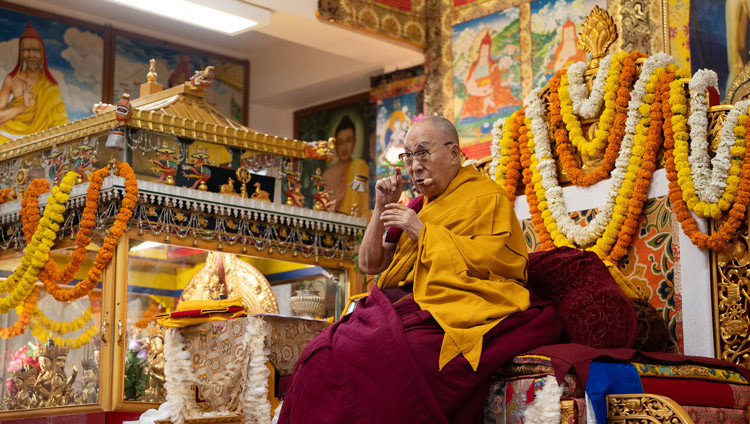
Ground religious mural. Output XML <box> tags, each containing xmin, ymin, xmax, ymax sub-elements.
<box><xmin>0</xmin><ymin>7</ymin><xmax>104</xmax><ymax>141</ymax></box>
<box><xmin>688</xmin><ymin>0</ymin><xmax>744</xmax><ymax>99</ymax></box>
<box><xmin>113</xmin><ymin>31</ymin><xmax>247</xmax><ymax>124</ymax></box>
<box><xmin>530</xmin><ymin>0</ymin><xmax>606</xmax><ymax>89</ymax></box>
<box><xmin>295</xmin><ymin>95</ymin><xmax>372</xmax><ymax>217</ymax></box>
<box><xmin>452</xmin><ymin>6</ymin><xmax>521</xmax><ymax>149</ymax></box>
<box><xmin>371</xmin><ymin>66</ymin><xmax>424</xmax><ymax>202</ymax></box>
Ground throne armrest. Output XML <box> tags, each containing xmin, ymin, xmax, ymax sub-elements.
<box><xmin>607</xmin><ymin>394</ymin><xmax>694</xmax><ymax>424</ymax></box>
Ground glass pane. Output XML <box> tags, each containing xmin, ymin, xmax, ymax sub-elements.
<box><xmin>123</xmin><ymin>239</ymin><xmax>347</xmax><ymax>403</ymax></box>
<box><xmin>0</xmin><ymin>245</ymin><xmax>102</xmax><ymax>411</ymax></box>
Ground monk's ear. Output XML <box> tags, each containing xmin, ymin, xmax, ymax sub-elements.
<box><xmin>452</xmin><ymin>144</ymin><xmax>463</xmax><ymax>164</ymax></box>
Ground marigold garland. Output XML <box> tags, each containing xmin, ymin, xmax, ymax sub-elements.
<box><xmin>22</xmin><ymin>162</ymin><xmax>139</xmax><ymax>302</ymax></box>
<box><xmin>30</xmin><ymin>320</ymin><xmax>98</xmax><ymax>350</ymax></box>
<box><xmin>496</xmin><ymin>109</ymin><xmax>525</xmax><ymax>201</ymax></box>
<box><xmin>664</xmin><ymin>81</ymin><xmax>750</xmax><ymax>250</ymax></box>
<box><xmin>0</xmin><ymin>172</ymin><xmax>77</xmax><ymax>313</ymax></box>
<box><xmin>606</xmin><ymin>67</ymin><xmax>673</xmax><ymax>262</ymax></box>
<box><xmin>553</xmin><ymin>51</ymin><xmax>645</xmax><ymax>187</ymax></box>
<box><xmin>0</xmin><ymin>287</ymin><xmax>39</xmax><ymax>339</ymax></box>
<box><xmin>32</xmin><ymin>305</ymin><xmax>93</xmax><ymax>335</ymax></box>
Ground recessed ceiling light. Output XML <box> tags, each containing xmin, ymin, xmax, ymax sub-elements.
<box><xmin>108</xmin><ymin>0</ymin><xmax>270</xmax><ymax>35</ymax></box>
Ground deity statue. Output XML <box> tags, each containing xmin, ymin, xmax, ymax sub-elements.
<box><xmin>34</xmin><ymin>342</ymin><xmax>77</xmax><ymax>407</ymax></box>
<box><xmin>74</xmin><ymin>358</ymin><xmax>98</xmax><ymax>404</ymax></box>
<box><xmin>141</xmin><ymin>325</ymin><xmax>166</xmax><ymax>403</ymax></box>
<box><xmin>3</xmin><ymin>365</ymin><xmax>38</xmax><ymax>410</ymax></box>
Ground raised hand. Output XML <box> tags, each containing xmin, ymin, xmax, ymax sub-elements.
<box><xmin>374</xmin><ymin>167</ymin><xmax>403</xmax><ymax>209</ymax></box>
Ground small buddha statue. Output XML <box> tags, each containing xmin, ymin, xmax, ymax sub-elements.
<box><xmin>75</xmin><ymin>358</ymin><xmax>98</xmax><ymax>404</ymax></box>
<box><xmin>3</xmin><ymin>366</ymin><xmax>37</xmax><ymax>410</ymax></box>
<box><xmin>141</xmin><ymin>325</ymin><xmax>166</xmax><ymax>403</ymax></box>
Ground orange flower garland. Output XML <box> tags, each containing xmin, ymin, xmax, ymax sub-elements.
<box><xmin>0</xmin><ymin>287</ymin><xmax>39</xmax><ymax>339</ymax></box>
<box><xmin>664</xmin><ymin>80</ymin><xmax>750</xmax><ymax>250</ymax></box>
<box><xmin>504</xmin><ymin>109</ymin><xmax>525</xmax><ymax>202</ymax></box>
<box><xmin>519</xmin><ymin>117</ymin><xmax>555</xmax><ymax>250</ymax></box>
<box><xmin>552</xmin><ymin>51</ymin><xmax>645</xmax><ymax>187</ymax></box>
<box><xmin>606</xmin><ymin>68</ymin><xmax>672</xmax><ymax>262</ymax></box>
<box><xmin>22</xmin><ymin>162</ymin><xmax>139</xmax><ymax>301</ymax></box>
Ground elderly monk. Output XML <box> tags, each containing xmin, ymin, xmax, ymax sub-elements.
<box><xmin>278</xmin><ymin>117</ymin><xmax>561</xmax><ymax>423</ymax></box>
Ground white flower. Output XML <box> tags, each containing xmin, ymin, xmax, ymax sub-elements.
<box><xmin>489</xmin><ymin>116</ymin><xmax>505</xmax><ymax>181</ymax></box>
<box><xmin>567</xmin><ymin>55</ymin><xmax>613</xmax><ymax>119</ymax></box>
<box><xmin>524</xmin><ymin>53</ymin><xmax>674</xmax><ymax>247</ymax></box>
<box><xmin>688</xmin><ymin>69</ymin><xmax>748</xmax><ymax>203</ymax></box>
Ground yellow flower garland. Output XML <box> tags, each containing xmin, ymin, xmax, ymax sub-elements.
<box><xmin>669</xmin><ymin>69</ymin><xmax>744</xmax><ymax>219</ymax></box>
<box><xmin>30</xmin><ymin>320</ymin><xmax>98</xmax><ymax>349</ymax></box>
<box><xmin>0</xmin><ymin>172</ymin><xmax>77</xmax><ymax>313</ymax></box>
<box><xmin>495</xmin><ymin>114</ymin><xmax>516</xmax><ymax>183</ymax></box>
<box><xmin>559</xmin><ymin>52</ymin><xmax>627</xmax><ymax>158</ymax></box>
<box><xmin>33</xmin><ymin>306</ymin><xmax>93</xmax><ymax>335</ymax></box>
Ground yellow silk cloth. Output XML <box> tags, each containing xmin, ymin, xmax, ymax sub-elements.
<box><xmin>155</xmin><ymin>298</ymin><xmax>247</xmax><ymax>328</ymax></box>
<box><xmin>0</xmin><ymin>75</ymin><xmax>68</xmax><ymax>143</ymax></box>
<box><xmin>378</xmin><ymin>166</ymin><xmax>530</xmax><ymax>371</ymax></box>
<box><xmin>336</xmin><ymin>159</ymin><xmax>370</xmax><ymax>218</ymax></box>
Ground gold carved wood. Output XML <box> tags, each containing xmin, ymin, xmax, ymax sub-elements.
<box><xmin>607</xmin><ymin>394</ymin><xmax>694</xmax><ymax>424</ymax></box>
<box><xmin>711</xmin><ymin>215</ymin><xmax>750</xmax><ymax>369</ymax></box>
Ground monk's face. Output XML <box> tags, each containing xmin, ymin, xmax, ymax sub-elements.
<box><xmin>403</xmin><ymin>121</ymin><xmax>459</xmax><ymax>198</ymax></box>
<box><xmin>21</xmin><ymin>38</ymin><xmax>43</xmax><ymax>71</ymax></box>
<box><xmin>335</xmin><ymin>128</ymin><xmax>355</xmax><ymax>162</ymax></box>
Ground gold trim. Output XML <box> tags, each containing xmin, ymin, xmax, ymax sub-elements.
<box><xmin>607</xmin><ymin>394</ymin><xmax>694</xmax><ymax>424</ymax></box>
<box><xmin>560</xmin><ymin>399</ymin><xmax>577</xmax><ymax>424</ymax></box>
<box><xmin>726</xmin><ymin>61</ymin><xmax>750</xmax><ymax>104</ymax></box>
<box><xmin>0</xmin><ymin>404</ymin><xmax>108</xmax><ymax>420</ymax></box>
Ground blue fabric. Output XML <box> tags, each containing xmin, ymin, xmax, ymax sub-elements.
<box><xmin>585</xmin><ymin>361</ymin><xmax>643</xmax><ymax>424</ymax></box>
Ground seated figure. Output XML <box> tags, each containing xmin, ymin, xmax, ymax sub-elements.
<box><xmin>278</xmin><ymin>116</ymin><xmax>562</xmax><ymax>423</ymax></box>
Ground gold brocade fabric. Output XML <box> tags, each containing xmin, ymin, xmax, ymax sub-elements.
<box><xmin>378</xmin><ymin>166</ymin><xmax>530</xmax><ymax>370</ymax></box>
<box><xmin>155</xmin><ymin>298</ymin><xmax>247</xmax><ymax>328</ymax></box>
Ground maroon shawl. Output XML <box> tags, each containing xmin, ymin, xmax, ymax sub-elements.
<box><xmin>278</xmin><ymin>286</ymin><xmax>561</xmax><ymax>423</ymax></box>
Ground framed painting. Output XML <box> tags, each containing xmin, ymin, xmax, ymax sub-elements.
<box><xmin>294</xmin><ymin>93</ymin><xmax>373</xmax><ymax>218</ymax></box>
<box><xmin>452</xmin><ymin>6</ymin><xmax>522</xmax><ymax>149</ymax></box>
<box><xmin>0</xmin><ymin>2</ymin><xmax>107</xmax><ymax>143</ymax></box>
<box><xmin>112</xmin><ymin>29</ymin><xmax>249</xmax><ymax>125</ymax></box>
<box><xmin>371</xmin><ymin>65</ymin><xmax>424</xmax><ymax>200</ymax></box>
<box><xmin>530</xmin><ymin>0</ymin><xmax>606</xmax><ymax>89</ymax></box>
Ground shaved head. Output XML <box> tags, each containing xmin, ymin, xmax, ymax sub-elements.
<box><xmin>410</xmin><ymin>116</ymin><xmax>459</xmax><ymax>145</ymax></box>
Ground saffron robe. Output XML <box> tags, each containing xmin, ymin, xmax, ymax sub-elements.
<box><xmin>378</xmin><ymin>166</ymin><xmax>530</xmax><ymax>370</ymax></box>
<box><xmin>0</xmin><ymin>74</ymin><xmax>68</xmax><ymax>143</ymax></box>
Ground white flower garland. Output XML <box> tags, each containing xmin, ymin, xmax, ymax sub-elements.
<box><xmin>489</xmin><ymin>116</ymin><xmax>505</xmax><ymax>181</ymax></box>
<box><xmin>156</xmin><ymin>319</ymin><xmax>272</xmax><ymax>424</ymax></box>
<box><xmin>567</xmin><ymin>55</ymin><xmax>613</xmax><ymax>119</ymax></box>
<box><xmin>163</xmin><ymin>328</ymin><xmax>202</xmax><ymax>424</ymax></box>
<box><xmin>688</xmin><ymin>69</ymin><xmax>748</xmax><ymax>203</ymax></box>
<box><xmin>241</xmin><ymin>316</ymin><xmax>272</xmax><ymax>424</ymax></box>
<box><xmin>526</xmin><ymin>53</ymin><xmax>674</xmax><ymax>247</ymax></box>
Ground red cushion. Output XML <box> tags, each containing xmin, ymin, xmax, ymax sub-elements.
<box><xmin>527</xmin><ymin>247</ymin><xmax>636</xmax><ymax>349</ymax></box>
<box><xmin>640</xmin><ymin>377</ymin><xmax>745</xmax><ymax>409</ymax></box>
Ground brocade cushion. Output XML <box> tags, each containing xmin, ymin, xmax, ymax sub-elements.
<box><xmin>526</xmin><ymin>247</ymin><xmax>636</xmax><ymax>349</ymax></box>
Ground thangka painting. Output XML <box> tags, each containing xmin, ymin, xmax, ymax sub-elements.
<box><xmin>688</xmin><ymin>0</ymin><xmax>740</xmax><ymax>99</ymax></box>
<box><xmin>452</xmin><ymin>6</ymin><xmax>522</xmax><ymax>149</ymax></box>
<box><xmin>113</xmin><ymin>30</ymin><xmax>248</xmax><ymax>124</ymax></box>
<box><xmin>530</xmin><ymin>0</ymin><xmax>606</xmax><ymax>89</ymax></box>
<box><xmin>294</xmin><ymin>93</ymin><xmax>372</xmax><ymax>218</ymax></box>
<box><xmin>0</xmin><ymin>5</ymin><xmax>105</xmax><ymax>142</ymax></box>
<box><xmin>521</xmin><ymin>196</ymin><xmax>684</xmax><ymax>353</ymax></box>
<box><xmin>371</xmin><ymin>66</ymin><xmax>424</xmax><ymax>201</ymax></box>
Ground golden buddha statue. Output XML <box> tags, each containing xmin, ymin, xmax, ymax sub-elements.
<box><xmin>75</xmin><ymin>358</ymin><xmax>98</xmax><ymax>404</ymax></box>
<box><xmin>34</xmin><ymin>343</ymin><xmax>77</xmax><ymax>407</ymax></box>
<box><xmin>141</xmin><ymin>324</ymin><xmax>166</xmax><ymax>403</ymax></box>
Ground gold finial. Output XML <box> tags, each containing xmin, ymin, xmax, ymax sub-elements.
<box><xmin>147</xmin><ymin>59</ymin><xmax>157</xmax><ymax>83</ymax></box>
<box><xmin>577</xmin><ymin>6</ymin><xmax>617</xmax><ymax>71</ymax></box>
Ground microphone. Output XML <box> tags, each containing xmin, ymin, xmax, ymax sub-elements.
<box><xmin>422</xmin><ymin>168</ymin><xmax>452</xmax><ymax>186</ymax></box>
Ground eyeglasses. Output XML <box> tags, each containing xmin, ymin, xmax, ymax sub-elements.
<box><xmin>398</xmin><ymin>142</ymin><xmax>453</xmax><ymax>166</ymax></box>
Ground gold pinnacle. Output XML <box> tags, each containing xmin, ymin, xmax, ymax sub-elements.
<box><xmin>147</xmin><ymin>59</ymin><xmax>157</xmax><ymax>83</ymax></box>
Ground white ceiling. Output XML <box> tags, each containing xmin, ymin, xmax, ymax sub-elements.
<box><xmin>7</xmin><ymin>0</ymin><xmax>425</xmax><ymax>111</ymax></box>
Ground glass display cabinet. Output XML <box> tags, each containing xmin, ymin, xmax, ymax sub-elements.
<box><xmin>0</xmin><ymin>63</ymin><xmax>366</xmax><ymax>421</ymax></box>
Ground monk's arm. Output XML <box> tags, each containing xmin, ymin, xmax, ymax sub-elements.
<box><xmin>0</xmin><ymin>76</ymin><xmax>26</xmax><ymax>124</ymax></box>
<box><xmin>358</xmin><ymin>203</ymin><xmax>397</xmax><ymax>274</ymax></box>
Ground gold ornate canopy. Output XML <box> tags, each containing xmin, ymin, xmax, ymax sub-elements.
<box><xmin>180</xmin><ymin>252</ymin><xmax>279</xmax><ymax>314</ymax></box>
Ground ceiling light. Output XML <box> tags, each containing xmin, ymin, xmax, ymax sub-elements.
<box><xmin>109</xmin><ymin>0</ymin><xmax>270</xmax><ymax>35</ymax></box>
